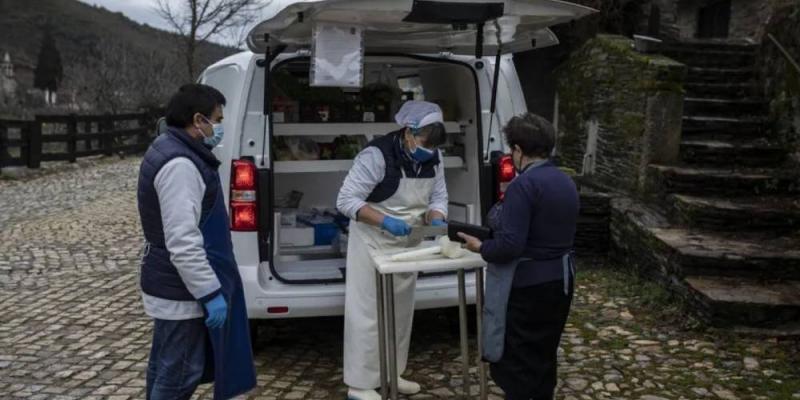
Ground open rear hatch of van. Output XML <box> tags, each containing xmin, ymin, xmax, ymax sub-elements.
<box><xmin>248</xmin><ymin>0</ymin><xmax>594</xmax><ymax>285</ymax></box>
<box><xmin>246</xmin><ymin>0</ymin><xmax>594</xmax><ymax>56</ymax></box>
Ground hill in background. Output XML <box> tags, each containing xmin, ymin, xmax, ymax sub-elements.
<box><xmin>0</xmin><ymin>0</ymin><xmax>239</xmax><ymax>115</ymax></box>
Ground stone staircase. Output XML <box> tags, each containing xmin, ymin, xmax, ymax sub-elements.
<box><xmin>621</xmin><ymin>41</ymin><xmax>800</xmax><ymax>332</ymax></box>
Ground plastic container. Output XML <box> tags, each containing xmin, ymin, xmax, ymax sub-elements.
<box><xmin>313</xmin><ymin>223</ymin><xmax>339</xmax><ymax>246</ymax></box>
<box><xmin>280</xmin><ymin>226</ymin><xmax>315</xmax><ymax>247</ymax></box>
<box><xmin>277</xmin><ymin>208</ymin><xmax>298</xmax><ymax>226</ymax></box>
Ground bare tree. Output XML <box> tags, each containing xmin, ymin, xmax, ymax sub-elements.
<box><xmin>155</xmin><ymin>0</ymin><xmax>265</xmax><ymax>79</ymax></box>
<box><xmin>66</xmin><ymin>39</ymin><xmax>183</xmax><ymax>114</ymax></box>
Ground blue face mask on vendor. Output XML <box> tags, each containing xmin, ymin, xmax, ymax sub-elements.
<box><xmin>407</xmin><ymin>128</ymin><xmax>436</xmax><ymax>162</ymax></box>
<box><xmin>411</xmin><ymin>145</ymin><xmax>435</xmax><ymax>162</ymax></box>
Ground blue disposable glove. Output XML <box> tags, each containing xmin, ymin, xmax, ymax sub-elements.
<box><xmin>381</xmin><ymin>215</ymin><xmax>411</xmax><ymax>237</ymax></box>
<box><xmin>431</xmin><ymin>219</ymin><xmax>447</xmax><ymax>227</ymax></box>
<box><xmin>203</xmin><ymin>293</ymin><xmax>228</xmax><ymax>329</ymax></box>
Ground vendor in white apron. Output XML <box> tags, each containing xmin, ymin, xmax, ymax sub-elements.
<box><xmin>336</xmin><ymin>101</ymin><xmax>450</xmax><ymax>400</ymax></box>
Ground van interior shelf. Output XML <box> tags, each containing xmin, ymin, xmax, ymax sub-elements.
<box><xmin>279</xmin><ymin>244</ymin><xmax>340</xmax><ymax>257</ymax></box>
<box><xmin>273</xmin><ymin>121</ymin><xmax>463</xmax><ymax>136</ymax></box>
<box><xmin>274</xmin><ymin>157</ymin><xmax>465</xmax><ymax>173</ymax></box>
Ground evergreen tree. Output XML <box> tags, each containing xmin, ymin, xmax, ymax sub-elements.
<box><xmin>34</xmin><ymin>28</ymin><xmax>63</xmax><ymax>94</ymax></box>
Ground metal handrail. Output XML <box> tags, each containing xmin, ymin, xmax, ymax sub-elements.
<box><xmin>767</xmin><ymin>33</ymin><xmax>800</xmax><ymax>75</ymax></box>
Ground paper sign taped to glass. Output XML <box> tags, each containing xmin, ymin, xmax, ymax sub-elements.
<box><xmin>311</xmin><ymin>22</ymin><xmax>364</xmax><ymax>88</ymax></box>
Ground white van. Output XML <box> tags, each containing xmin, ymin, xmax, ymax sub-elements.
<box><xmin>197</xmin><ymin>0</ymin><xmax>593</xmax><ymax>320</ymax></box>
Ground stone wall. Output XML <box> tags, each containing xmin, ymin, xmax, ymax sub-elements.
<box><xmin>555</xmin><ymin>35</ymin><xmax>686</xmax><ymax>194</ymax></box>
<box><xmin>729</xmin><ymin>0</ymin><xmax>776</xmax><ymax>40</ymax></box>
<box><xmin>759</xmin><ymin>2</ymin><xmax>800</xmax><ymax>166</ymax></box>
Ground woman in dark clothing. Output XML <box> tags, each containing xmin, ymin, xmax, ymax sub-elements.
<box><xmin>459</xmin><ymin>113</ymin><xmax>580</xmax><ymax>400</ymax></box>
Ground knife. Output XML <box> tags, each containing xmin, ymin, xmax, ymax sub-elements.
<box><xmin>405</xmin><ymin>225</ymin><xmax>448</xmax><ymax>248</ymax></box>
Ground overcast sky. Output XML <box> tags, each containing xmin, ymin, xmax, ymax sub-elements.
<box><xmin>77</xmin><ymin>0</ymin><xmax>242</xmax><ymax>45</ymax></box>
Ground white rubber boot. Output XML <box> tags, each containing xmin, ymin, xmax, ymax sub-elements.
<box><xmin>347</xmin><ymin>388</ymin><xmax>382</xmax><ymax>400</ymax></box>
<box><xmin>398</xmin><ymin>377</ymin><xmax>421</xmax><ymax>395</ymax></box>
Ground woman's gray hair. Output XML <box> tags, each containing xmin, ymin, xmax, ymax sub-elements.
<box><xmin>502</xmin><ymin>113</ymin><xmax>555</xmax><ymax>158</ymax></box>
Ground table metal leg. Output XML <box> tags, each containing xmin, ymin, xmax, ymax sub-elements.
<box><xmin>476</xmin><ymin>268</ymin><xmax>488</xmax><ymax>400</ymax></box>
<box><xmin>376</xmin><ymin>272</ymin><xmax>388</xmax><ymax>400</ymax></box>
<box><xmin>385</xmin><ymin>274</ymin><xmax>399</xmax><ymax>400</ymax></box>
<box><xmin>457</xmin><ymin>269</ymin><xmax>469</xmax><ymax>398</ymax></box>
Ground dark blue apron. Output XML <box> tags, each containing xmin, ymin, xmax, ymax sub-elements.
<box><xmin>200</xmin><ymin>185</ymin><xmax>257</xmax><ymax>399</ymax></box>
<box><xmin>481</xmin><ymin>254</ymin><xmax>574</xmax><ymax>362</ymax></box>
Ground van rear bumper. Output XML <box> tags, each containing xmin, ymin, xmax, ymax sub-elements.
<box><xmin>239</xmin><ymin>264</ymin><xmax>477</xmax><ymax>319</ymax></box>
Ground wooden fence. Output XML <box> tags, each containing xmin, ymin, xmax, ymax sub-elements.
<box><xmin>0</xmin><ymin>111</ymin><xmax>161</xmax><ymax>169</ymax></box>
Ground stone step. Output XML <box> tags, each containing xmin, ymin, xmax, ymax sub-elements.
<box><xmin>684</xmin><ymin>82</ymin><xmax>759</xmax><ymax>98</ymax></box>
<box><xmin>686</xmin><ymin>67</ymin><xmax>755</xmax><ymax>84</ymax></box>
<box><xmin>647</xmin><ymin>165</ymin><xmax>800</xmax><ymax>196</ymax></box>
<box><xmin>653</xmin><ymin>229</ymin><xmax>800</xmax><ymax>279</ymax></box>
<box><xmin>660</xmin><ymin>40</ymin><xmax>757</xmax><ymax>53</ymax></box>
<box><xmin>682</xmin><ymin>116</ymin><xmax>765</xmax><ymax>135</ymax></box>
<box><xmin>679</xmin><ymin>139</ymin><xmax>786</xmax><ymax>167</ymax></box>
<box><xmin>685</xmin><ymin>275</ymin><xmax>800</xmax><ymax>328</ymax></box>
<box><xmin>680</xmin><ymin>130</ymin><xmax>765</xmax><ymax>141</ymax></box>
<box><xmin>660</xmin><ymin>49</ymin><xmax>755</xmax><ymax>68</ymax></box>
<box><xmin>683</xmin><ymin>98</ymin><xmax>767</xmax><ymax>119</ymax></box>
<box><xmin>669</xmin><ymin>194</ymin><xmax>800</xmax><ymax>231</ymax></box>
<box><xmin>611</xmin><ymin>198</ymin><xmax>800</xmax><ymax>330</ymax></box>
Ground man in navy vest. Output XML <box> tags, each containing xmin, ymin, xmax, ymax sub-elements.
<box><xmin>137</xmin><ymin>84</ymin><xmax>256</xmax><ymax>400</ymax></box>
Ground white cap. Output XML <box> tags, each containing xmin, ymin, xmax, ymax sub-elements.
<box><xmin>394</xmin><ymin>101</ymin><xmax>444</xmax><ymax>129</ymax></box>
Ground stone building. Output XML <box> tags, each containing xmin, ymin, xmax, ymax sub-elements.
<box><xmin>640</xmin><ymin>0</ymin><xmax>789</xmax><ymax>41</ymax></box>
<box><xmin>554</xmin><ymin>0</ymin><xmax>800</xmax><ymax>333</ymax></box>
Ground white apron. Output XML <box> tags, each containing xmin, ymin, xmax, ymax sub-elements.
<box><xmin>343</xmin><ymin>168</ymin><xmax>435</xmax><ymax>389</ymax></box>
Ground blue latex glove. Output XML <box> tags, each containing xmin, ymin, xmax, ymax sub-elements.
<box><xmin>203</xmin><ymin>293</ymin><xmax>228</xmax><ymax>329</ymax></box>
<box><xmin>431</xmin><ymin>219</ymin><xmax>447</xmax><ymax>226</ymax></box>
<box><xmin>381</xmin><ymin>215</ymin><xmax>411</xmax><ymax>237</ymax></box>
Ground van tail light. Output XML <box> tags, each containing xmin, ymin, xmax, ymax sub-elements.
<box><xmin>497</xmin><ymin>155</ymin><xmax>516</xmax><ymax>201</ymax></box>
<box><xmin>231</xmin><ymin>159</ymin><xmax>258</xmax><ymax>231</ymax></box>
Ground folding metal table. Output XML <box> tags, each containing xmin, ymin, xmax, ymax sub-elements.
<box><xmin>369</xmin><ymin>247</ymin><xmax>489</xmax><ymax>399</ymax></box>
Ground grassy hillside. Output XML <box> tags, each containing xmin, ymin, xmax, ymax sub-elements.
<box><xmin>0</xmin><ymin>0</ymin><xmax>239</xmax><ymax>113</ymax></box>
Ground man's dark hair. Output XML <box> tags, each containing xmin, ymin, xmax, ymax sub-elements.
<box><xmin>502</xmin><ymin>113</ymin><xmax>555</xmax><ymax>158</ymax></box>
<box><xmin>165</xmin><ymin>84</ymin><xmax>227</xmax><ymax>128</ymax></box>
<box><xmin>418</xmin><ymin>122</ymin><xmax>447</xmax><ymax>148</ymax></box>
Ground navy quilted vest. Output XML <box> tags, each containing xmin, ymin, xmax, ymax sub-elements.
<box><xmin>365</xmin><ymin>130</ymin><xmax>441</xmax><ymax>203</ymax></box>
<box><xmin>137</xmin><ymin>127</ymin><xmax>221</xmax><ymax>301</ymax></box>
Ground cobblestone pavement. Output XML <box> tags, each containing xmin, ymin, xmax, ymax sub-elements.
<box><xmin>1</xmin><ymin>158</ymin><xmax>799</xmax><ymax>400</ymax></box>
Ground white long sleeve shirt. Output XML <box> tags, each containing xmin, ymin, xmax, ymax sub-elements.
<box><xmin>141</xmin><ymin>157</ymin><xmax>221</xmax><ymax>320</ymax></box>
<box><xmin>337</xmin><ymin>146</ymin><xmax>448</xmax><ymax>221</ymax></box>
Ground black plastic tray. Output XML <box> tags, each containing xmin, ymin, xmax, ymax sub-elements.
<box><xmin>447</xmin><ymin>220</ymin><xmax>493</xmax><ymax>243</ymax></box>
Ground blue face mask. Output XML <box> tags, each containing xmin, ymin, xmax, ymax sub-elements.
<box><xmin>407</xmin><ymin>128</ymin><xmax>435</xmax><ymax>162</ymax></box>
<box><xmin>410</xmin><ymin>145</ymin><xmax>435</xmax><ymax>163</ymax></box>
<box><xmin>201</xmin><ymin>117</ymin><xmax>224</xmax><ymax>148</ymax></box>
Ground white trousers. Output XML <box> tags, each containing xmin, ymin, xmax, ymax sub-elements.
<box><xmin>343</xmin><ymin>222</ymin><xmax>417</xmax><ymax>389</ymax></box>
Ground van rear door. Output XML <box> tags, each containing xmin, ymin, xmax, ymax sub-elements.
<box><xmin>246</xmin><ymin>0</ymin><xmax>594</xmax><ymax>55</ymax></box>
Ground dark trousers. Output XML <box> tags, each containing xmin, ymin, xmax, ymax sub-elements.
<box><xmin>146</xmin><ymin>318</ymin><xmax>210</xmax><ymax>400</ymax></box>
<box><xmin>490</xmin><ymin>279</ymin><xmax>574</xmax><ymax>400</ymax></box>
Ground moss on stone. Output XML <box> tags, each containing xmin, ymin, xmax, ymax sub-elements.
<box><xmin>555</xmin><ymin>33</ymin><xmax>686</xmax><ymax>194</ymax></box>
<box><xmin>619</xmin><ymin>113</ymin><xmax>646</xmax><ymax>139</ymax></box>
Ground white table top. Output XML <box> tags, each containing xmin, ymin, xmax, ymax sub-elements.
<box><xmin>369</xmin><ymin>242</ymin><xmax>487</xmax><ymax>275</ymax></box>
